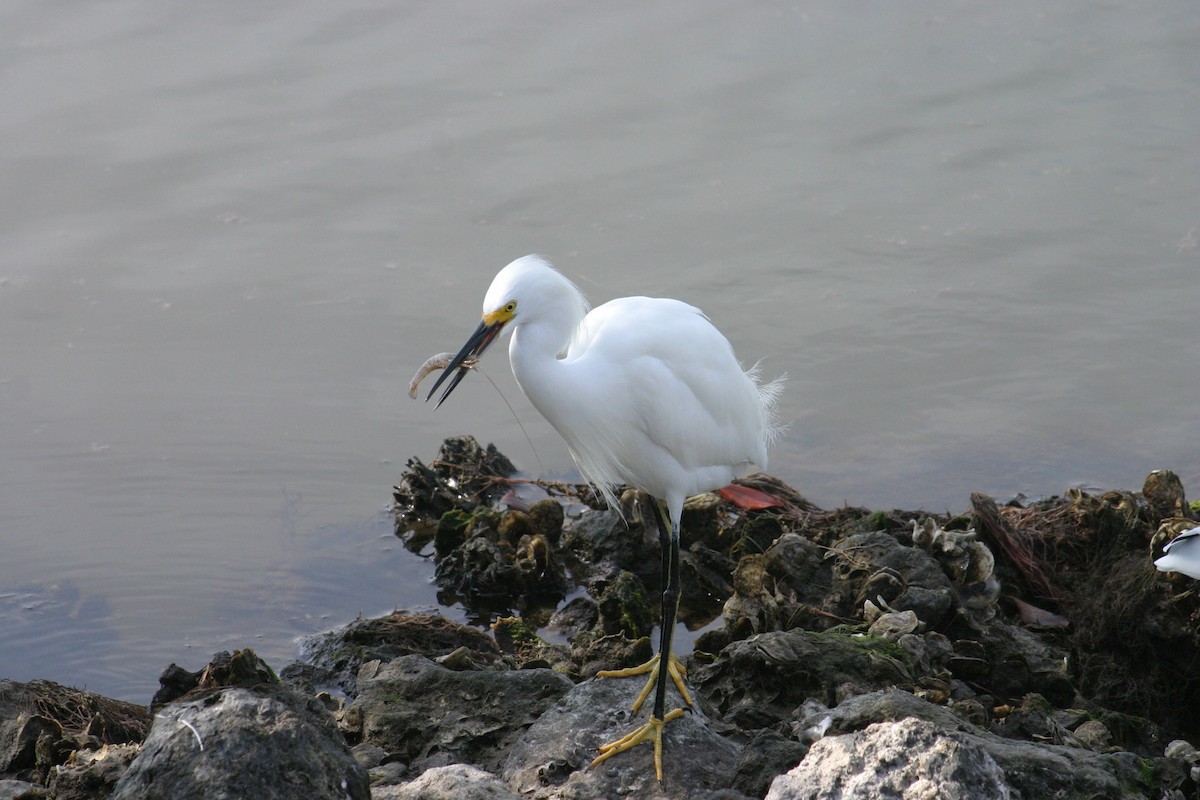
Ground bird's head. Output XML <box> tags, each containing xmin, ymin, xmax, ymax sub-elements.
<box><xmin>427</xmin><ymin>255</ymin><xmax>570</xmax><ymax>408</ymax></box>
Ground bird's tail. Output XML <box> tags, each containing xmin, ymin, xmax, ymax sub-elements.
<box><xmin>748</xmin><ymin>361</ymin><xmax>788</xmax><ymax>449</ymax></box>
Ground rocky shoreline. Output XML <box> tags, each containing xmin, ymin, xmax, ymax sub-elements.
<box><xmin>3</xmin><ymin>436</ymin><xmax>1199</xmax><ymax>799</ymax></box>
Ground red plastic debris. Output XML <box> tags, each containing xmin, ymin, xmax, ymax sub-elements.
<box><xmin>719</xmin><ymin>483</ymin><xmax>783</xmax><ymax>510</ymax></box>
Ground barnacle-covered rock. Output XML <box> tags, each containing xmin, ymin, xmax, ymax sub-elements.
<box><xmin>912</xmin><ymin>519</ymin><xmax>1001</xmax><ymax>616</ymax></box>
<box><xmin>392</xmin><ymin>435</ymin><xmax>516</xmax><ymax>523</ymax></box>
<box><xmin>1143</xmin><ymin>469</ymin><xmax>1189</xmax><ymax>525</ymax></box>
<box><xmin>829</xmin><ymin>531</ymin><xmax>957</xmax><ymax>629</ymax></box>
<box><xmin>714</xmin><ymin>532</ymin><xmax>829</xmax><ymax>645</ymax></box>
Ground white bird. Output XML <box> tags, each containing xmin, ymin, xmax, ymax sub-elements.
<box><xmin>426</xmin><ymin>254</ymin><xmax>783</xmax><ymax>780</ymax></box>
<box><xmin>1155</xmin><ymin>525</ymin><xmax>1200</xmax><ymax>580</ymax></box>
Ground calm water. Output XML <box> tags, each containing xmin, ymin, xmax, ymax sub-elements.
<box><xmin>2</xmin><ymin>2</ymin><xmax>1197</xmax><ymax>702</ymax></box>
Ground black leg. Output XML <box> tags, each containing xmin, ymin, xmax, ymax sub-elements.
<box><xmin>652</xmin><ymin>499</ymin><xmax>671</xmax><ymax>592</ymax></box>
<box><xmin>589</xmin><ymin>499</ymin><xmax>689</xmax><ymax>781</ymax></box>
<box><xmin>652</xmin><ymin>501</ymin><xmax>680</xmax><ymax>720</ymax></box>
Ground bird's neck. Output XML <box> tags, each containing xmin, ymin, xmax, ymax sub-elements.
<box><xmin>508</xmin><ymin>315</ymin><xmax>579</xmax><ymax>423</ymax></box>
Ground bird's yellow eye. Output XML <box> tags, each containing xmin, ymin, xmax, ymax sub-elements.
<box><xmin>483</xmin><ymin>300</ymin><xmax>517</xmax><ymax>326</ymax></box>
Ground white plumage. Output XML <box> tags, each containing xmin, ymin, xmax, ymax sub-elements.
<box><xmin>1155</xmin><ymin>525</ymin><xmax>1200</xmax><ymax>580</ymax></box>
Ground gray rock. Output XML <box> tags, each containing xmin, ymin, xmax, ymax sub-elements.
<box><xmin>766</xmin><ymin>717</ymin><xmax>1010</xmax><ymax>800</ymax></box>
<box><xmin>594</xmin><ymin>570</ymin><xmax>654</xmax><ymax>639</ymax></box>
<box><xmin>693</xmin><ymin>629</ymin><xmax>914</xmax><ymax>730</ymax></box>
<box><xmin>503</xmin><ymin>674</ymin><xmax>740</xmax><ymax>799</ymax></box>
<box><xmin>794</xmin><ymin>688</ymin><xmax>973</xmax><ymax>737</ymax></box>
<box><xmin>546</xmin><ymin>596</ymin><xmax>600</xmax><ymax>641</ymax></box>
<box><xmin>285</xmin><ymin>612</ymin><xmax>502</xmax><ymax>695</ymax></box>
<box><xmin>369</xmin><ymin>761</ymin><xmax>408</xmax><ymax>787</ymax></box>
<box><xmin>350</xmin><ymin>655</ymin><xmax>573</xmax><ymax>775</ymax></box>
<box><xmin>110</xmin><ymin>687</ymin><xmax>368</xmax><ymax>800</ymax></box>
<box><xmin>729</xmin><ymin>729</ymin><xmax>807</xmax><ymax>798</ymax></box>
<box><xmin>798</xmin><ymin>690</ymin><xmax>1161</xmax><ymax>800</ymax></box>
<box><xmin>0</xmin><ymin>779</ymin><xmax>48</xmax><ymax>799</ymax></box>
<box><xmin>372</xmin><ymin>764</ymin><xmax>520</xmax><ymax>800</ymax></box>
<box><xmin>966</xmin><ymin>617</ymin><xmax>1075</xmax><ymax>707</ymax></box>
<box><xmin>0</xmin><ymin>713</ymin><xmax>60</xmax><ymax>780</ymax></box>
<box><xmin>981</xmin><ymin>735</ymin><xmax>1151</xmax><ymax>800</ymax></box>
<box><xmin>1071</xmin><ymin>719</ymin><xmax>1113</xmax><ymax>752</ymax></box>
<box><xmin>351</xmin><ymin>742</ymin><xmax>389</xmax><ymax>769</ymax></box>
<box><xmin>562</xmin><ymin>507</ymin><xmax>658</xmax><ymax>581</ymax></box>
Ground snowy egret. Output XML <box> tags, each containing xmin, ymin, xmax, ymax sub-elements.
<box><xmin>1155</xmin><ymin>525</ymin><xmax>1200</xmax><ymax>580</ymax></box>
<box><xmin>426</xmin><ymin>254</ymin><xmax>783</xmax><ymax>780</ymax></box>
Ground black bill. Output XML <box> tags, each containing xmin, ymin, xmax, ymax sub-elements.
<box><xmin>426</xmin><ymin>318</ymin><xmax>505</xmax><ymax>408</ymax></box>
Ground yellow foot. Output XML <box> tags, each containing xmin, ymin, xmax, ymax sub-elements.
<box><xmin>596</xmin><ymin>653</ymin><xmax>693</xmax><ymax>713</ymax></box>
<box><xmin>590</xmin><ymin>707</ymin><xmax>686</xmax><ymax>782</ymax></box>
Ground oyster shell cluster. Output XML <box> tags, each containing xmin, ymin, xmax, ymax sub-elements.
<box><xmin>911</xmin><ymin>518</ymin><xmax>1000</xmax><ymax>615</ymax></box>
